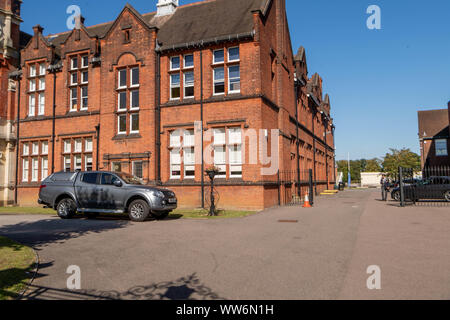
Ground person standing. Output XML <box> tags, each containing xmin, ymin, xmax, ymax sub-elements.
<box><xmin>380</xmin><ymin>174</ymin><xmax>388</xmax><ymax>201</ymax></box>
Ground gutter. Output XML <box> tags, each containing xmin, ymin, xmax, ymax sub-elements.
<box><xmin>156</xmin><ymin>31</ymin><xmax>255</xmax><ymax>53</ymax></box>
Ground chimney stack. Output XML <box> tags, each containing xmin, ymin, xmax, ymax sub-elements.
<box><xmin>156</xmin><ymin>0</ymin><xmax>179</xmax><ymax>17</ymax></box>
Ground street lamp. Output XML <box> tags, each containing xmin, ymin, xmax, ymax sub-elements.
<box><xmin>205</xmin><ymin>166</ymin><xmax>219</xmax><ymax>216</ymax></box>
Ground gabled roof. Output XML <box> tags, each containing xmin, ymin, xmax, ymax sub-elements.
<box><xmin>418</xmin><ymin>109</ymin><xmax>450</xmax><ymax>139</ymax></box>
<box><xmin>43</xmin><ymin>0</ymin><xmax>269</xmax><ymax>52</ymax></box>
<box><xmin>294</xmin><ymin>46</ymin><xmax>306</xmax><ymax>62</ymax></box>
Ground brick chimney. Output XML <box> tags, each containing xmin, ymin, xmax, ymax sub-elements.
<box><xmin>156</xmin><ymin>0</ymin><xmax>179</xmax><ymax>17</ymax></box>
<box><xmin>32</xmin><ymin>24</ymin><xmax>43</xmax><ymax>49</ymax></box>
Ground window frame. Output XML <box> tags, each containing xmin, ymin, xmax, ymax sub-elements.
<box><xmin>130</xmin><ymin>67</ymin><xmax>140</xmax><ymax>88</ymax></box>
<box><xmin>183</xmin><ymin>54</ymin><xmax>194</xmax><ymax>69</ymax></box>
<box><xmin>170</xmin><ymin>56</ymin><xmax>181</xmax><ymax>71</ymax></box>
<box><xmin>183</xmin><ymin>71</ymin><xmax>195</xmax><ymax>99</ymax></box>
<box><xmin>213</xmin><ymin>67</ymin><xmax>225</xmax><ymax>96</ymax></box>
<box><xmin>228</xmin><ymin>46</ymin><xmax>240</xmax><ymax>62</ymax></box>
<box><xmin>170</xmin><ymin>73</ymin><xmax>181</xmax><ymax>100</ymax></box>
<box><xmin>130</xmin><ymin>113</ymin><xmax>140</xmax><ymax>134</ymax></box>
<box><xmin>118</xmin><ymin>114</ymin><xmax>127</xmax><ymax>135</ymax></box>
<box><xmin>435</xmin><ymin>139</ymin><xmax>448</xmax><ymax>157</ymax></box>
<box><xmin>228</xmin><ymin>65</ymin><xmax>241</xmax><ymax>94</ymax></box>
<box><xmin>213</xmin><ymin>49</ymin><xmax>225</xmax><ymax>65</ymax></box>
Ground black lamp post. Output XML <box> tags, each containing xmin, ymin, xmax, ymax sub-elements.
<box><xmin>205</xmin><ymin>168</ymin><xmax>219</xmax><ymax>216</ymax></box>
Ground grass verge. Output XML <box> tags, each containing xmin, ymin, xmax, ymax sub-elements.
<box><xmin>0</xmin><ymin>206</ymin><xmax>54</xmax><ymax>215</ymax></box>
<box><xmin>0</xmin><ymin>236</ymin><xmax>36</xmax><ymax>300</ymax></box>
<box><xmin>169</xmin><ymin>209</ymin><xmax>258</xmax><ymax>219</ymax></box>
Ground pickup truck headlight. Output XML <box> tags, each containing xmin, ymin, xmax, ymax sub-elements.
<box><xmin>152</xmin><ymin>190</ymin><xmax>165</xmax><ymax>198</ymax></box>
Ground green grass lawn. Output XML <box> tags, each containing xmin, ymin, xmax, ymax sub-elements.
<box><xmin>0</xmin><ymin>236</ymin><xmax>36</xmax><ymax>300</ymax></box>
<box><xmin>0</xmin><ymin>206</ymin><xmax>55</xmax><ymax>215</ymax></box>
<box><xmin>169</xmin><ymin>209</ymin><xmax>258</xmax><ymax>219</ymax></box>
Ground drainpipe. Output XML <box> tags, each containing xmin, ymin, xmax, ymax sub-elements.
<box><xmin>14</xmin><ymin>73</ymin><xmax>21</xmax><ymax>205</ymax></box>
<box><xmin>200</xmin><ymin>50</ymin><xmax>205</xmax><ymax>208</ymax></box>
<box><xmin>155</xmin><ymin>50</ymin><xmax>161</xmax><ymax>184</ymax></box>
<box><xmin>51</xmin><ymin>69</ymin><xmax>57</xmax><ymax>173</ymax></box>
<box><xmin>312</xmin><ymin>111</ymin><xmax>317</xmax><ymax>195</ymax></box>
<box><xmin>332</xmin><ymin>125</ymin><xmax>336</xmax><ymax>187</ymax></box>
<box><xmin>95</xmin><ymin>124</ymin><xmax>100</xmax><ymax>170</ymax></box>
<box><xmin>325</xmin><ymin>120</ymin><xmax>328</xmax><ymax>190</ymax></box>
<box><xmin>294</xmin><ymin>83</ymin><xmax>300</xmax><ymax>196</ymax></box>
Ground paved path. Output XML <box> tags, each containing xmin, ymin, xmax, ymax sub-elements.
<box><xmin>1</xmin><ymin>189</ymin><xmax>449</xmax><ymax>300</ymax></box>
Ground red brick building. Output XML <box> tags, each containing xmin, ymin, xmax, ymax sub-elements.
<box><xmin>9</xmin><ymin>0</ymin><xmax>336</xmax><ymax>210</ymax></box>
<box><xmin>418</xmin><ymin>102</ymin><xmax>450</xmax><ymax>168</ymax></box>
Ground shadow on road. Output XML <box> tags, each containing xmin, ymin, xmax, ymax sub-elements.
<box><xmin>0</xmin><ymin>218</ymin><xmax>129</xmax><ymax>250</ymax></box>
<box><xmin>21</xmin><ymin>273</ymin><xmax>224</xmax><ymax>300</ymax></box>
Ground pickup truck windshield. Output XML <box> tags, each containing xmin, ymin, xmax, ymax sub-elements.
<box><xmin>116</xmin><ymin>172</ymin><xmax>144</xmax><ymax>185</ymax></box>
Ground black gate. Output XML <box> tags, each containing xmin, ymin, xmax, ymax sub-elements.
<box><xmin>398</xmin><ymin>166</ymin><xmax>450</xmax><ymax>207</ymax></box>
<box><xmin>277</xmin><ymin>169</ymin><xmax>314</xmax><ymax>206</ymax></box>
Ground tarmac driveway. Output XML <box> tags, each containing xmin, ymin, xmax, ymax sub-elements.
<box><xmin>1</xmin><ymin>189</ymin><xmax>449</xmax><ymax>300</ymax></box>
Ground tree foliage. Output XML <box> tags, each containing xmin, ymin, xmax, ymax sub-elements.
<box><xmin>382</xmin><ymin>148</ymin><xmax>421</xmax><ymax>177</ymax></box>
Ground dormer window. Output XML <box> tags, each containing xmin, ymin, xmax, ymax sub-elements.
<box><xmin>28</xmin><ymin>61</ymin><xmax>46</xmax><ymax>116</ymax></box>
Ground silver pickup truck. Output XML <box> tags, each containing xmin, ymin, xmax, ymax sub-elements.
<box><xmin>38</xmin><ymin>171</ymin><xmax>177</xmax><ymax>222</ymax></box>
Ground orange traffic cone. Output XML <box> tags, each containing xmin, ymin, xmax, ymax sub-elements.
<box><xmin>303</xmin><ymin>192</ymin><xmax>312</xmax><ymax>208</ymax></box>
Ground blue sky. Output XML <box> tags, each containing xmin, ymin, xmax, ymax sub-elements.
<box><xmin>21</xmin><ymin>0</ymin><xmax>450</xmax><ymax>160</ymax></box>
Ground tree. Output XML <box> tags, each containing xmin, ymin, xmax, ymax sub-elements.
<box><xmin>364</xmin><ymin>158</ymin><xmax>382</xmax><ymax>172</ymax></box>
<box><xmin>382</xmin><ymin>148</ymin><xmax>421</xmax><ymax>177</ymax></box>
<box><xmin>337</xmin><ymin>160</ymin><xmax>363</xmax><ymax>182</ymax></box>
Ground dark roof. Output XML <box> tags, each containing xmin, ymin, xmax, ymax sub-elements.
<box><xmin>45</xmin><ymin>0</ymin><xmax>269</xmax><ymax>51</ymax></box>
<box><xmin>19</xmin><ymin>31</ymin><xmax>32</xmax><ymax>49</ymax></box>
<box><xmin>418</xmin><ymin>109</ymin><xmax>450</xmax><ymax>139</ymax></box>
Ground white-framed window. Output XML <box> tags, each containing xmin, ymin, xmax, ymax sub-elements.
<box><xmin>23</xmin><ymin>143</ymin><xmax>30</xmax><ymax>156</ymax></box>
<box><xmin>41</xmin><ymin>157</ymin><xmax>48</xmax><ymax>181</ymax></box>
<box><xmin>81</xmin><ymin>71</ymin><xmax>88</xmax><ymax>84</ymax></box>
<box><xmin>81</xmin><ymin>56</ymin><xmax>89</xmax><ymax>68</ymax></box>
<box><xmin>85</xmin><ymin>138</ymin><xmax>93</xmax><ymax>152</ymax></box>
<box><xmin>64</xmin><ymin>140</ymin><xmax>71</xmax><ymax>154</ymax></box>
<box><xmin>39</xmin><ymin>78</ymin><xmax>45</xmax><ymax>90</ymax></box>
<box><xmin>170</xmin><ymin>148</ymin><xmax>181</xmax><ymax>179</ymax></box>
<box><xmin>183</xmin><ymin>129</ymin><xmax>195</xmax><ymax>179</ymax></box>
<box><xmin>31</xmin><ymin>158</ymin><xmax>39</xmax><ymax>181</ymax></box>
<box><xmin>213</xmin><ymin>67</ymin><xmax>225</xmax><ymax>95</ymax></box>
<box><xmin>213</xmin><ymin>128</ymin><xmax>227</xmax><ymax>178</ymax></box>
<box><xmin>118</xmin><ymin>91</ymin><xmax>127</xmax><ymax>111</ymax></box>
<box><xmin>228</xmin><ymin>65</ymin><xmax>240</xmax><ymax>93</ymax></box>
<box><xmin>29</xmin><ymin>65</ymin><xmax>36</xmax><ymax>77</ymax></box>
<box><xmin>184</xmin><ymin>54</ymin><xmax>194</xmax><ymax>69</ymax></box>
<box><xmin>131</xmin><ymin>67</ymin><xmax>139</xmax><ymax>87</ymax></box>
<box><xmin>32</xmin><ymin>142</ymin><xmax>39</xmax><ymax>155</ymax></box>
<box><xmin>64</xmin><ymin>155</ymin><xmax>71</xmax><ymax>172</ymax></box>
<box><xmin>118</xmin><ymin>69</ymin><xmax>127</xmax><ymax>88</ymax></box>
<box><xmin>130</xmin><ymin>113</ymin><xmax>139</xmax><ymax>134</ymax></box>
<box><xmin>435</xmin><ymin>139</ymin><xmax>448</xmax><ymax>156</ymax></box>
<box><xmin>29</xmin><ymin>79</ymin><xmax>36</xmax><ymax>92</ymax></box>
<box><xmin>71</xmin><ymin>57</ymin><xmax>78</xmax><ymax>70</ymax></box>
<box><xmin>71</xmin><ymin>72</ymin><xmax>78</xmax><ymax>85</ymax></box>
<box><xmin>118</xmin><ymin>115</ymin><xmax>127</xmax><ymax>134</ymax></box>
<box><xmin>132</xmin><ymin>161</ymin><xmax>143</xmax><ymax>179</ymax></box>
<box><xmin>38</xmin><ymin>93</ymin><xmax>45</xmax><ymax>115</ymax></box>
<box><xmin>228</xmin><ymin>127</ymin><xmax>242</xmax><ymax>178</ymax></box>
<box><xmin>41</xmin><ymin>141</ymin><xmax>48</xmax><ymax>155</ymax></box>
<box><xmin>74</xmin><ymin>155</ymin><xmax>82</xmax><ymax>171</ymax></box>
<box><xmin>170</xmin><ymin>130</ymin><xmax>181</xmax><ymax>148</ymax></box>
<box><xmin>184</xmin><ymin>72</ymin><xmax>194</xmax><ymax>98</ymax></box>
<box><xmin>81</xmin><ymin>86</ymin><xmax>88</xmax><ymax>110</ymax></box>
<box><xmin>28</xmin><ymin>95</ymin><xmax>36</xmax><ymax>116</ymax></box>
<box><xmin>39</xmin><ymin>63</ymin><xmax>46</xmax><ymax>76</ymax></box>
<box><xmin>70</xmin><ymin>88</ymin><xmax>78</xmax><ymax>111</ymax></box>
<box><xmin>74</xmin><ymin>139</ymin><xmax>82</xmax><ymax>153</ymax></box>
<box><xmin>170</xmin><ymin>56</ymin><xmax>180</xmax><ymax>70</ymax></box>
<box><xmin>213</xmin><ymin>49</ymin><xmax>224</xmax><ymax>64</ymax></box>
<box><xmin>170</xmin><ymin>74</ymin><xmax>181</xmax><ymax>99</ymax></box>
<box><xmin>228</xmin><ymin>47</ymin><xmax>240</xmax><ymax>62</ymax></box>
<box><xmin>22</xmin><ymin>159</ymin><xmax>29</xmax><ymax>182</ymax></box>
<box><xmin>85</xmin><ymin>155</ymin><xmax>93</xmax><ymax>171</ymax></box>
<box><xmin>130</xmin><ymin>90</ymin><xmax>139</xmax><ymax>110</ymax></box>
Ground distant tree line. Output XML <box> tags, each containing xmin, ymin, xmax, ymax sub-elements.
<box><xmin>337</xmin><ymin>148</ymin><xmax>421</xmax><ymax>182</ymax></box>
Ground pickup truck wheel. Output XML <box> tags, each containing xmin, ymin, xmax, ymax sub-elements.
<box><xmin>56</xmin><ymin>198</ymin><xmax>76</xmax><ymax>219</ymax></box>
<box><xmin>391</xmin><ymin>191</ymin><xmax>400</xmax><ymax>201</ymax></box>
<box><xmin>128</xmin><ymin>200</ymin><xmax>150</xmax><ymax>222</ymax></box>
<box><xmin>444</xmin><ymin>191</ymin><xmax>450</xmax><ymax>202</ymax></box>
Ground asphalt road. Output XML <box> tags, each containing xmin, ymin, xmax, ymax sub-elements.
<box><xmin>1</xmin><ymin>189</ymin><xmax>449</xmax><ymax>300</ymax></box>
